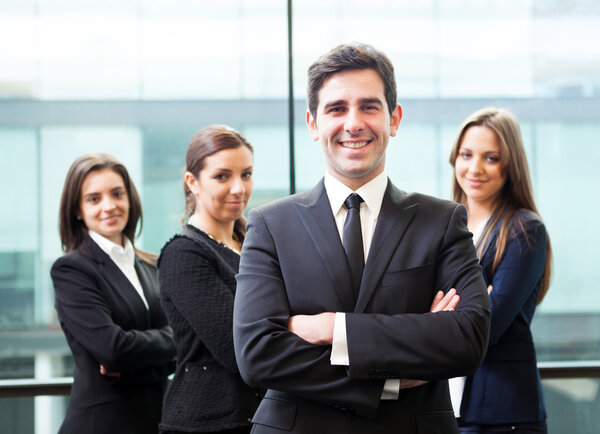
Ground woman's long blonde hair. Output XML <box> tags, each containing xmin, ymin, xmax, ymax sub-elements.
<box><xmin>449</xmin><ymin>108</ymin><xmax>552</xmax><ymax>304</ymax></box>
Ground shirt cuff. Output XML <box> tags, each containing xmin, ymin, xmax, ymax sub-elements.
<box><xmin>381</xmin><ymin>379</ymin><xmax>400</xmax><ymax>400</ymax></box>
<box><xmin>330</xmin><ymin>313</ymin><xmax>400</xmax><ymax>400</ymax></box>
<box><xmin>330</xmin><ymin>312</ymin><xmax>349</xmax><ymax>366</ymax></box>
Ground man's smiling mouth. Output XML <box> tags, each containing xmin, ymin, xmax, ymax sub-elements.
<box><xmin>340</xmin><ymin>141</ymin><xmax>369</xmax><ymax>149</ymax></box>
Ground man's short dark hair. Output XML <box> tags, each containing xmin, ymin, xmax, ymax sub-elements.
<box><xmin>307</xmin><ymin>43</ymin><xmax>398</xmax><ymax>120</ymax></box>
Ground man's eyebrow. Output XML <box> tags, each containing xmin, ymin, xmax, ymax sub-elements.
<box><xmin>360</xmin><ymin>98</ymin><xmax>383</xmax><ymax>106</ymax></box>
<box><xmin>322</xmin><ymin>99</ymin><xmax>347</xmax><ymax>111</ymax></box>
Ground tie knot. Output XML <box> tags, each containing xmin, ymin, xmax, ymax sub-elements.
<box><xmin>344</xmin><ymin>193</ymin><xmax>364</xmax><ymax>210</ymax></box>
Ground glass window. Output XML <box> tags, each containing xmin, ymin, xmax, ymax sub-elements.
<box><xmin>1</xmin><ymin>1</ymin><xmax>599</xmax><ymax>433</ymax></box>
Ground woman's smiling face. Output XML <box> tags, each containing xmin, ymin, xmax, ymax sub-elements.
<box><xmin>455</xmin><ymin>125</ymin><xmax>507</xmax><ymax>210</ymax></box>
<box><xmin>79</xmin><ymin>168</ymin><xmax>130</xmax><ymax>245</ymax></box>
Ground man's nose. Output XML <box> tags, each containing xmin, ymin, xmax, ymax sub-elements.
<box><xmin>344</xmin><ymin>108</ymin><xmax>365</xmax><ymax>134</ymax></box>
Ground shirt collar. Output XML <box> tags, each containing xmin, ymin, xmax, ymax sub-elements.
<box><xmin>88</xmin><ymin>230</ymin><xmax>135</xmax><ymax>265</ymax></box>
<box><xmin>324</xmin><ymin>171</ymin><xmax>388</xmax><ymax>217</ymax></box>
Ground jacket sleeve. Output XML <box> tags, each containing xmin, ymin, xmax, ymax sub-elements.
<box><xmin>233</xmin><ymin>208</ymin><xmax>384</xmax><ymax>418</ymax></box>
<box><xmin>345</xmin><ymin>204</ymin><xmax>490</xmax><ymax>381</ymax></box>
<box><xmin>486</xmin><ymin>220</ymin><xmax>547</xmax><ymax>345</ymax></box>
<box><xmin>158</xmin><ymin>237</ymin><xmax>239</xmax><ymax>373</ymax></box>
<box><xmin>51</xmin><ymin>256</ymin><xmax>176</xmax><ymax>373</ymax></box>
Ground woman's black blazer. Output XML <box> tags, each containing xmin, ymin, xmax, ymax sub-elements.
<box><xmin>157</xmin><ymin>226</ymin><xmax>260</xmax><ymax>433</ymax></box>
<box><xmin>51</xmin><ymin>237</ymin><xmax>176</xmax><ymax>434</ymax></box>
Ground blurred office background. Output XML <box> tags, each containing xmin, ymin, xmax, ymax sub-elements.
<box><xmin>0</xmin><ymin>0</ymin><xmax>599</xmax><ymax>432</ymax></box>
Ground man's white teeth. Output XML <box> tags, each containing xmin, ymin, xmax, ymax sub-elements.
<box><xmin>342</xmin><ymin>141</ymin><xmax>368</xmax><ymax>149</ymax></box>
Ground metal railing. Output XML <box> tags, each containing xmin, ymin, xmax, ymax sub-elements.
<box><xmin>0</xmin><ymin>377</ymin><xmax>72</xmax><ymax>398</ymax></box>
<box><xmin>1</xmin><ymin>362</ymin><xmax>599</xmax><ymax>399</ymax></box>
<box><xmin>538</xmin><ymin>361</ymin><xmax>600</xmax><ymax>379</ymax></box>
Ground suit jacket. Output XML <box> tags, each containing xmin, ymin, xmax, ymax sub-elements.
<box><xmin>233</xmin><ymin>179</ymin><xmax>490</xmax><ymax>434</ymax></box>
<box><xmin>157</xmin><ymin>226</ymin><xmax>260</xmax><ymax>433</ymax></box>
<box><xmin>51</xmin><ymin>237</ymin><xmax>176</xmax><ymax>434</ymax></box>
<box><xmin>460</xmin><ymin>210</ymin><xmax>547</xmax><ymax>425</ymax></box>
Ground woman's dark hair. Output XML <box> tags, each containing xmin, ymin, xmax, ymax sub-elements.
<box><xmin>449</xmin><ymin>107</ymin><xmax>552</xmax><ymax>304</ymax></box>
<box><xmin>183</xmin><ymin>125</ymin><xmax>254</xmax><ymax>244</ymax></box>
<box><xmin>307</xmin><ymin>42</ymin><xmax>397</xmax><ymax>120</ymax></box>
<box><xmin>58</xmin><ymin>153</ymin><xmax>155</xmax><ymax>264</ymax></box>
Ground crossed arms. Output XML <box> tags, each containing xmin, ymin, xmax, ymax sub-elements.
<box><xmin>233</xmin><ymin>203</ymin><xmax>490</xmax><ymax>417</ymax></box>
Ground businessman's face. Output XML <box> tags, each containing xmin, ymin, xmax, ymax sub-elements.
<box><xmin>306</xmin><ymin>68</ymin><xmax>401</xmax><ymax>190</ymax></box>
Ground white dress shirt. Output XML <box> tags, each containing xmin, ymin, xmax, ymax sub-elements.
<box><xmin>88</xmin><ymin>230</ymin><xmax>149</xmax><ymax>310</ymax></box>
<box><xmin>324</xmin><ymin>171</ymin><xmax>401</xmax><ymax>399</ymax></box>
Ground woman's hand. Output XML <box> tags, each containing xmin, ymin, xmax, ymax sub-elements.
<box><xmin>100</xmin><ymin>365</ymin><xmax>121</xmax><ymax>377</ymax></box>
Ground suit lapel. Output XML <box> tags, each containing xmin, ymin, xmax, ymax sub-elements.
<box><xmin>355</xmin><ymin>182</ymin><xmax>418</xmax><ymax>313</ymax></box>
<box><xmin>82</xmin><ymin>237</ymin><xmax>150</xmax><ymax>324</ymax></box>
<box><xmin>293</xmin><ymin>180</ymin><xmax>356</xmax><ymax>312</ymax></box>
<box><xmin>135</xmin><ymin>257</ymin><xmax>156</xmax><ymax>312</ymax></box>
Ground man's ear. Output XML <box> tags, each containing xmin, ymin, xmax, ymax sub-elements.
<box><xmin>390</xmin><ymin>104</ymin><xmax>402</xmax><ymax>137</ymax></box>
<box><xmin>306</xmin><ymin>110</ymin><xmax>319</xmax><ymax>141</ymax></box>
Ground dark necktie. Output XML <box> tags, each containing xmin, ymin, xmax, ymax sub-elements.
<box><xmin>343</xmin><ymin>193</ymin><xmax>364</xmax><ymax>302</ymax></box>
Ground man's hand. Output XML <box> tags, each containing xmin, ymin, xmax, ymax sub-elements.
<box><xmin>287</xmin><ymin>289</ymin><xmax>463</xmax><ymax>390</ymax></box>
<box><xmin>288</xmin><ymin>312</ymin><xmax>336</xmax><ymax>345</ymax></box>
<box><xmin>429</xmin><ymin>288</ymin><xmax>460</xmax><ymax>313</ymax></box>
<box><xmin>288</xmin><ymin>289</ymin><xmax>461</xmax><ymax>346</ymax></box>
<box><xmin>396</xmin><ymin>288</ymin><xmax>461</xmax><ymax>390</ymax></box>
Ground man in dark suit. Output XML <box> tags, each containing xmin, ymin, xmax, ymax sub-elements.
<box><xmin>233</xmin><ymin>43</ymin><xmax>490</xmax><ymax>434</ymax></box>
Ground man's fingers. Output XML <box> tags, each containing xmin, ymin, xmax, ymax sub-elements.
<box><xmin>445</xmin><ymin>294</ymin><xmax>460</xmax><ymax>311</ymax></box>
<box><xmin>430</xmin><ymin>291</ymin><xmax>444</xmax><ymax>312</ymax></box>
<box><xmin>431</xmin><ymin>288</ymin><xmax>458</xmax><ymax>313</ymax></box>
<box><xmin>439</xmin><ymin>288</ymin><xmax>457</xmax><ymax>308</ymax></box>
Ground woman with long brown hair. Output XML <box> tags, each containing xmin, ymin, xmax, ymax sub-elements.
<box><xmin>449</xmin><ymin>108</ymin><xmax>552</xmax><ymax>433</ymax></box>
<box><xmin>51</xmin><ymin>153</ymin><xmax>175</xmax><ymax>434</ymax></box>
<box><xmin>158</xmin><ymin>125</ymin><xmax>260</xmax><ymax>434</ymax></box>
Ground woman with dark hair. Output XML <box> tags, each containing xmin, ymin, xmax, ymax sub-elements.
<box><xmin>449</xmin><ymin>108</ymin><xmax>552</xmax><ymax>433</ymax></box>
<box><xmin>158</xmin><ymin>125</ymin><xmax>260</xmax><ymax>434</ymax></box>
<box><xmin>51</xmin><ymin>153</ymin><xmax>176</xmax><ymax>434</ymax></box>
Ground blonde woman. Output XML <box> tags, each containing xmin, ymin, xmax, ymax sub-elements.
<box><xmin>449</xmin><ymin>108</ymin><xmax>552</xmax><ymax>434</ymax></box>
